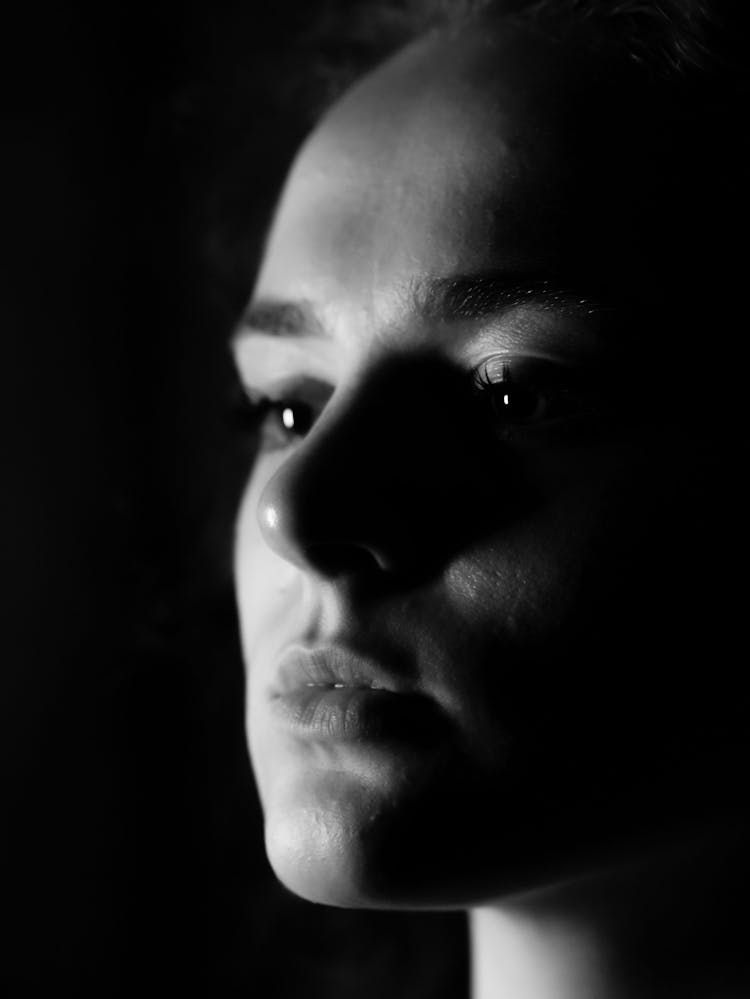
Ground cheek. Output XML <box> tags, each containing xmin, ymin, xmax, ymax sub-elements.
<box><xmin>234</xmin><ymin>478</ymin><xmax>267</xmax><ymax>659</ymax></box>
<box><xmin>234</xmin><ymin>454</ymin><xmax>293</xmax><ymax>659</ymax></box>
<box><xmin>234</xmin><ymin>469</ymin><xmax>293</xmax><ymax>795</ymax></box>
<box><xmin>234</xmin><ymin>456</ymin><xmax>314</xmax><ymax>773</ymax></box>
<box><xmin>440</xmin><ymin>454</ymin><xmax>660</xmax><ymax>734</ymax></box>
<box><xmin>446</xmin><ymin>451</ymin><xmax>632</xmax><ymax>640</ymax></box>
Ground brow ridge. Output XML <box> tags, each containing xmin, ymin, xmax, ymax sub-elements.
<box><xmin>412</xmin><ymin>273</ymin><xmax>606</xmax><ymax>324</ymax></box>
<box><xmin>238</xmin><ymin>273</ymin><xmax>607</xmax><ymax>342</ymax></box>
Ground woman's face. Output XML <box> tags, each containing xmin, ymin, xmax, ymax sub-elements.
<box><xmin>233</xmin><ymin>21</ymin><xmax>733</xmax><ymax>907</ymax></box>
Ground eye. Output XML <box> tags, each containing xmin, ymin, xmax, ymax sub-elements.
<box><xmin>231</xmin><ymin>378</ymin><xmax>332</xmax><ymax>453</ymax></box>
<box><xmin>471</xmin><ymin>355</ymin><xmax>590</xmax><ymax>437</ymax></box>
<box><xmin>260</xmin><ymin>397</ymin><xmax>318</xmax><ymax>448</ymax></box>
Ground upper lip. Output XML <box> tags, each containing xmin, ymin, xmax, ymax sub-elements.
<box><xmin>269</xmin><ymin>644</ymin><xmax>418</xmax><ymax>700</ymax></box>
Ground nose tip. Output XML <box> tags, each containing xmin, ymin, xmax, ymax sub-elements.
<box><xmin>256</xmin><ymin>476</ymin><xmax>306</xmax><ymax>570</ymax></box>
<box><xmin>257</xmin><ymin>461</ymin><xmax>396</xmax><ymax>576</ymax></box>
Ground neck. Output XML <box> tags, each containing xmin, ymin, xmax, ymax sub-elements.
<box><xmin>471</xmin><ymin>904</ymin><xmax>613</xmax><ymax>999</ymax></box>
<box><xmin>470</xmin><ymin>822</ymin><xmax>749</xmax><ymax>999</ymax></box>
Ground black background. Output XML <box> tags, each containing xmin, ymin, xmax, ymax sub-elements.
<box><xmin>1</xmin><ymin>1</ymin><xmax>466</xmax><ymax>993</ymax></box>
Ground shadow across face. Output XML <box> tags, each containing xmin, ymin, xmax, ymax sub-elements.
<box><xmin>234</xmin><ymin>13</ymin><xmax>749</xmax><ymax>908</ymax></box>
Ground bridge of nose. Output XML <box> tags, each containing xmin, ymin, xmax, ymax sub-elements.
<box><xmin>255</xmin><ymin>352</ymin><xmax>500</xmax><ymax>577</ymax></box>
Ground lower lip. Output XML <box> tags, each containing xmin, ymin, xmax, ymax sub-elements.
<box><xmin>271</xmin><ymin>684</ymin><xmax>444</xmax><ymax>743</ymax></box>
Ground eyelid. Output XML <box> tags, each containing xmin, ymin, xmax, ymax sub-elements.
<box><xmin>463</xmin><ymin>307</ymin><xmax>610</xmax><ymax>367</ymax></box>
<box><xmin>231</xmin><ymin>333</ymin><xmax>338</xmax><ymax>395</ymax></box>
<box><xmin>474</xmin><ymin>351</ymin><xmax>583</xmax><ymax>383</ymax></box>
<box><xmin>245</xmin><ymin>377</ymin><xmax>334</xmax><ymax>454</ymax></box>
<box><xmin>246</xmin><ymin>375</ymin><xmax>334</xmax><ymax>409</ymax></box>
<box><xmin>470</xmin><ymin>352</ymin><xmax>599</xmax><ymax>430</ymax></box>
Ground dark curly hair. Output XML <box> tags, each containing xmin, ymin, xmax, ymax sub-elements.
<box><xmin>290</xmin><ymin>0</ymin><xmax>743</xmax><ymax>119</ymax></box>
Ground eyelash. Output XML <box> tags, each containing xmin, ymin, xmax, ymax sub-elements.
<box><xmin>470</xmin><ymin>356</ymin><xmax>592</xmax><ymax>438</ymax></box>
<box><xmin>232</xmin><ymin>356</ymin><xmax>593</xmax><ymax>453</ymax></box>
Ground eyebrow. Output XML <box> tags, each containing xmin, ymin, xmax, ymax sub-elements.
<box><xmin>413</xmin><ymin>273</ymin><xmax>608</xmax><ymax>324</ymax></box>
<box><xmin>237</xmin><ymin>273</ymin><xmax>608</xmax><ymax>340</ymax></box>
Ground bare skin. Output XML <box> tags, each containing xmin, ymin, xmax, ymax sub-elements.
<box><xmin>233</xmin><ymin>13</ymin><xmax>748</xmax><ymax>997</ymax></box>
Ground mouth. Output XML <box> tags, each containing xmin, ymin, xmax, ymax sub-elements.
<box><xmin>269</xmin><ymin>645</ymin><xmax>446</xmax><ymax>743</ymax></box>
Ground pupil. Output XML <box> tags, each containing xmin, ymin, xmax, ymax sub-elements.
<box><xmin>279</xmin><ymin>402</ymin><xmax>315</xmax><ymax>435</ymax></box>
<box><xmin>493</xmin><ymin>382</ymin><xmax>539</xmax><ymax>422</ymax></box>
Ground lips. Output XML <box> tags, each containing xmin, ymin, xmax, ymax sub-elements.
<box><xmin>269</xmin><ymin>645</ymin><xmax>446</xmax><ymax>743</ymax></box>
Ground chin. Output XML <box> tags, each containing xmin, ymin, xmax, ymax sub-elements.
<box><xmin>251</xmin><ymin>699</ymin><xmax>490</xmax><ymax>908</ymax></box>
<box><xmin>258</xmin><ymin>751</ymin><xmax>540</xmax><ymax>911</ymax></box>
<box><xmin>261</xmin><ymin>767</ymin><xmax>402</xmax><ymax>908</ymax></box>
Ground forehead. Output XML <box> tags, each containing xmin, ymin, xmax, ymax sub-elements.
<box><xmin>252</xmin><ymin>18</ymin><xmax>689</xmax><ymax>346</ymax></box>
<box><xmin>258</xmin><ymin>25</ymin><xmax>558</xmax><ymax>303</ymax></box>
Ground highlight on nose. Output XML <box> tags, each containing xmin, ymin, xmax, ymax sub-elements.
<box><xmin>257</xmin><ymin>472</ymin><xmax>398</xmax><ymax>577</ymax></box>
<box><xmin>260</xmin><ymin>504</ymin><xmax>280</xmax><ymax>535</ymax></box>
<box><xmin>256</xmin><ymin>437</ymin><xmax>365</xmax><ymax>567</ymax></box>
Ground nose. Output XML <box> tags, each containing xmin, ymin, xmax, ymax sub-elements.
<box><xmin>256</xmin><ymin>356</ymin><xmax>502</xmax><ymax>579</ymax></box>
